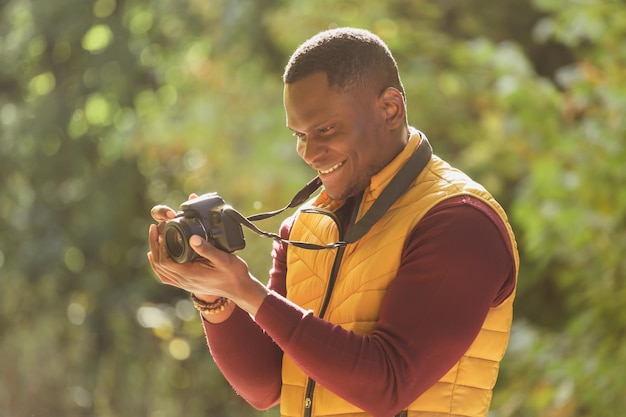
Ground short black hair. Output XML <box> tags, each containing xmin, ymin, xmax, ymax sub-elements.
<box><xmin>283</xmin><ymin>27</ymin><xmax>405</xmax><ymax>99</ymax></box>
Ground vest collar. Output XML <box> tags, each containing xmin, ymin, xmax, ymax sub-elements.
<box><xmin>366</xmin><ymin>128</ymin><xmax>424</xmax><ymax>202</ymax></box>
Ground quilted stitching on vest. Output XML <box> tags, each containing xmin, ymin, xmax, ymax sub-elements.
<box><xmin>280</xmin><ymin>135</ymin><xmax>519</xmax><ymax>417</ymax></box>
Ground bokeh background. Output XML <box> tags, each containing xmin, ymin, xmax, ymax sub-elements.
<box><xmin>1</xmin><ymin>0</ymin><xmax>625</xmax><ymax>416</ymax></box>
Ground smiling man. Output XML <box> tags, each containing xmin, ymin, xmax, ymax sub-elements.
<box><xmin>148</xmin><ymin>28</ymin><xmax>519</xmax><ymax>417</ymax></box>
<box><xmin>285</xmin><ymin>70</ymin><xmax>407</xmax><ymax>200</ymax></box>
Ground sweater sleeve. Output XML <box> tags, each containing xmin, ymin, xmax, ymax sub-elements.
<box><xmin>253</xmin><ymin>196</ymin><xmax>516</xmax><ymax>417</ymax></box>
<box><xmin>201</xmin><ymin>218</ymin><xmax>293</xmax><ymax>410</ymax></box>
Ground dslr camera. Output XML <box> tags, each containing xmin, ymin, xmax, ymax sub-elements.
<box><xmin>162</xmin><ymin>193</ymin><xmax>245</xmax><ymax>263</ymax></box>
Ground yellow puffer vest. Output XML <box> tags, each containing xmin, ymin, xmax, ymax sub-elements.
<box><xmin>281</xmin><ymin>132</ymin><xmax>519</xmax><ymax>417</ymax></box>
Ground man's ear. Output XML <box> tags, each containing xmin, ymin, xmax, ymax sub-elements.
<box><xmin>378</xmin><ymin>87</ymin><xmax>406</xmax><ymax>129</ymax></box>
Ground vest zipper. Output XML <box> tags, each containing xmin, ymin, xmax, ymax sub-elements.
<box><xmin>303</xmin><ymin>245</ymin><xmax>346</xmax><ymax>417</ymax></box>
<box><xmin>299</xmin><ymin>206</ymin><xmax>348</xmax><ymax>417</ymax></box>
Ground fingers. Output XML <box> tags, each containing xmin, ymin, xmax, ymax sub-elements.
<box><xmin>150</xmin><ymin>192</ymin><xmax>200</xmax><ymax>223</ymax></box>
<box><xmin>147</xmin><ymin>220</ymin><xmax>244</xmax><ymax>297</ymax></box>
<box><xmin>147</xmin><ymin>235</ymin><xmax>182</xmax><ymax>288</ymax></box>
<box><xmin>151</xmin><ymin>205</ymin><xmax>177</xmax><ymax>222</ymax></box>
<box><xmin>148</xmin><ymin>223</ymin><xmax>163</xmax><ymax>264</ymax></box>
<box><xmin>150</xmin><ymin>194</ymin><xmax>198</xmax><ymax>222</ymax></box>
<box><xmin>147</xmin><ymin>224</ymin><xmax>177</xmax><ymax>279</ymax></box>
<box><xmin>147</xmin><ymin>224</ymin><xmax>158</xmax><ymax>263</ymax></box>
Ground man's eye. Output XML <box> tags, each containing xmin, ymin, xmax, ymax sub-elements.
<box><xmin>293</xmin><ymin>132</ymin><xmax>306</xmax><ymax>140</ymax></box>
<box><xmin>319</xmin><ymin>126</ymin><xmax>333</xmax><ymax>134</ymax></box>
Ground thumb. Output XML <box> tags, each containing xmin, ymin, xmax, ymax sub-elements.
<box><xmin>190</xmin><ymin>235</ymin><xmax>218</xmax><ymax>258</ymax></box>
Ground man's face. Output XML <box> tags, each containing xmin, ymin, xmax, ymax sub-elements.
<box><xmin>284</xmin><ymin>72</ymin><xmax>398</xmax><ymax>200</ymax></box>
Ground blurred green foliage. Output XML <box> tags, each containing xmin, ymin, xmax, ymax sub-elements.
<box><xmin>1</xmin><ymin>0</ymin><xmax>624</xmax><ymax>416</ymax></box>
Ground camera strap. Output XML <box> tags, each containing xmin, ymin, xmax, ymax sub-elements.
<box><xmin>226</xmin><ymin>135</ymin><xmax>433</xmax><ymax>250</ymax></box>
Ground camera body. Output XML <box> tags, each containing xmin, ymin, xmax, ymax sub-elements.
<box><xmin>163</xmin><ymin>193</ymin><xmax>245</xmax><ymax>263</ymax></box>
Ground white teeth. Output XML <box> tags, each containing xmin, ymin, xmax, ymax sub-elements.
<box><xmin>318</xmin><ymin>161</ymin><xmax>344</xmax><ymax>175</ymax></box>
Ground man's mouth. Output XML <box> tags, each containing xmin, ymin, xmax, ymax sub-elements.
<box><xmin>317</xmin><ymin>160</ymin><xmax>345</xmax><ymax>175</ymax></box>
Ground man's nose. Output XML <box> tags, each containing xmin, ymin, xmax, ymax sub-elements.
<box><xmin>298</xmin><ymin>137</ymin><xmax>326</xmax><ymax>164</ymax></box>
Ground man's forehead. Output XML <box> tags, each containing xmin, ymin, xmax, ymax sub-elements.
<box><xmin>284</xmin><ymin>74</ymin><xmax>337</xmax><ymax>127</ymax></box>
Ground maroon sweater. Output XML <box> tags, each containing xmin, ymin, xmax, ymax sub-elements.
<box><xmin>203</xmin><ymin>195</ymin><xmax>516</xmax><ymax>416</ymax></box>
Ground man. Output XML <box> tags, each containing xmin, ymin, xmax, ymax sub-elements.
<box><xmin>148</xmin><ymin>27</ymin><xmax>518</xmax><ymax>417</ymax></box>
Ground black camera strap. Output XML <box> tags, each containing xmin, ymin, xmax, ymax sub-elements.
<box><xmin>246</xmin><ymin>176</ymin><xmax>324</xmax><ymax>222</ymax></box>
<box><xmin>226</xmin><ymin>136</ymin><xmax>433</xmax><ymax>250</ymax></box>
<box><xmin>226</xmin><ymin>208</ymin><xmax>347</xmax><ymax>250</ymax></box>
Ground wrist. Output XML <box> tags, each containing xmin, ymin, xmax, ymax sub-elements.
<box><xmin>191</xmin><ymin>293</ymin><xmax>236</xmax><ymax>324</ymax></box>
<box><xmin>192</xmin><ymin>294</ymin><xmax>222</xmax><ymax>303</ymax></box>
<box><xmin>191</xmin><ymin>293</ymin><xmax>230</xmax><ymax>314</ymax></box>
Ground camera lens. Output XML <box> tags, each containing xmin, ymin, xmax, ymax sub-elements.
<box><xmin>165</xmin><ymin>227</ymin><xmax>185</xmax><ymax>259</ymax></box>
<box><xmin>163</xmin><ymin>217</ymin><xmax>205</xmax><ymax>263</ymax></box>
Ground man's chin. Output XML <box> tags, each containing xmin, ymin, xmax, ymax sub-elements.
<box><xmin>322</xmin><ymin>186</ymin><xmax>344</xmax><ymax>201</ymax></box>
<box><xmin>323</xmin><ymin>184</ymin><xmax>362</xmax><ymax>201</ymax></box>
